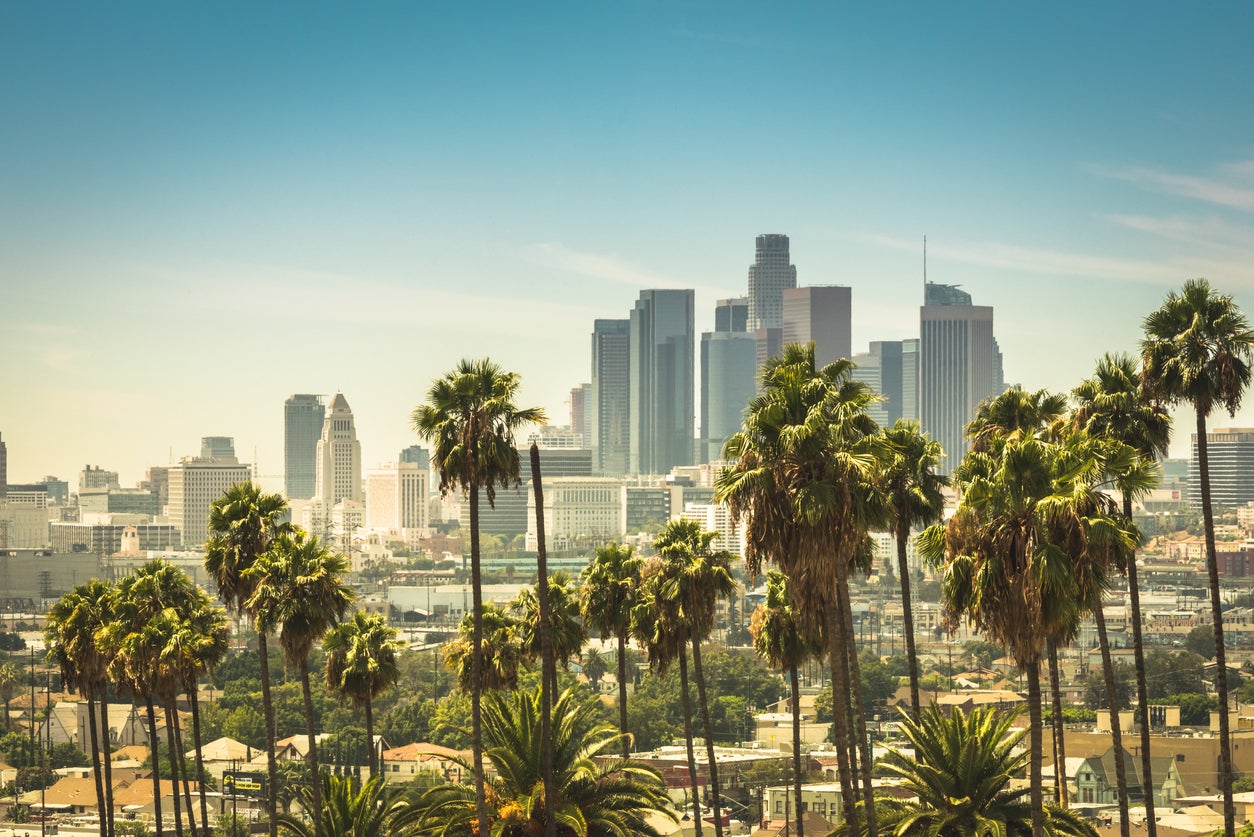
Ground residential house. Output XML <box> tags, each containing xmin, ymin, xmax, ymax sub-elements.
<box><xmin>1074</xmin><ymin>746</ymin><xmax>1186</xmax><ymax>808</ymax></box>
<box><xmin>380</xmin><ymin>742</ymin><xmax>469</xmax><ymax>785</ymax></box>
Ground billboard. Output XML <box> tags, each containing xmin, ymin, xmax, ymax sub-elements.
<box><xmin>222</xmin><ymin>771</ymin><xmax>266</xmax><ymax>798</ymax></box>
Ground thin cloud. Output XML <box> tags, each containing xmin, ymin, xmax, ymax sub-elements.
<box><xmin>1092</xmin><ymin>162</ymin><xmax>1254</xmax><ymax>212</ymax></box>
<box><xmin>527</xmin><ymin>242</ymin><xmax>728</xmax><ymax>295</ymax></box>
<box><xmin>1106</xmin><ymin>214</ymin><xmax>1254</xmax><ymax>254</ymax></box>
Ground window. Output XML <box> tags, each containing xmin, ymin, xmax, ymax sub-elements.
<box><xmin>775</xmin><ymin>802</ymin><xmax>782</xmax><ymax>814</ymax></box>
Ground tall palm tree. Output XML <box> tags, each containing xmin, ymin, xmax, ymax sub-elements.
<box><xmin>0</xmin><ymin>661</ymin><xmax>18</xmax><ymax>731</ymax></box>
<box><xmin>750</xmin><ymin>571</ymin><xmax>820</xmax><ymax>837</ymax></box>
<box><xmin>1142</xmin><ymin>278</ymin><xmax>1254</xmax><ymax>837</ymax></box>
<box><xmin>831</xmin><ymin>705</ymin><xmax>1097</xmax><ymax>837</ymax></box>
<box><xmin>324</xmin><ymin>611</ymin><xmax>403</xmax><ymax>778</ymax></box>
<box><xmin>46</xmin><ymin>580</ymin><xmax>116</xmax><ymax>837</ymax></box>
<box><xmin>413</xmin><ymin>358</ymin><xmax>546</xmax><ymax>834</ymax></box>
<box><xmin>966</xmin><ymin>387</ymin><xmax>1069</xmax><ymax>452</ymax></box>
<box><xmin>579</xmin><ymin>542</ymin><xmax>642</xmax><ymax>758</ymax></box>
<box><xmin>443</xmin><ymin>604</ymin><xmax>524</xmax><ymax>692</ymax></box>
<box><xmin>246</xmin><ymin>530</ymin><xmax>355</xmax><ymax>837</ymax></box>
<box><xmin>277</xmin><ymin>774</ymin><xmax>420</xmax><ymax>837</ymax></box>
<box><xmin>513</xmin><ymin>571</ymin><xmax>586</xmax><ymax>691</ymax></box>
<box><xmin>880</xmin><ymin>420</ymin><xmax>949</xmax><ymax>716</ymax></box>
<box><xmin>415</xmin><ymin>686</ymin><xmax>675</xmax><ymax>837</ymax></box>
<box><xmin>716</xmin><ymin>344</ymin><xmax>890</xmax><ymax>834</ymax></box>
<box><xmin>1073</xmin><ymin>352</ymin><xmax>1171</xmax><ymax>837</ymax></box>
<box><xmin>206</xmin><ymin>481</ymin><xmax>290</xmax><ymax>837</ymax></box>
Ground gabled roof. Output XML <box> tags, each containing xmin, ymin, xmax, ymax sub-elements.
<box><xmin>382</xmin><ymin>742</ymin><xmax>468</xmax><ymax>762</ymax></box>
<box><xmin>188</xmin><ymin>736</ymin><xmax>254</xmax><ymax>762</ymax></box>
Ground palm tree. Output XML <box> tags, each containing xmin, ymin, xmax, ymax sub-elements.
<box><xmin>579</xmin><ymin>542</ymin><xmax>642</xmax><ymax>758</ymax></box>
<box><xmin>750</xmin><ymin>571</ymin><xmax>820</xmax><ymax>837</ymax></box>
<box><xmin>0</xmin><ymin>661</ymin><xmax>18</xmax><ymax>731</ymax></box>
<box><xmin>716</xmin><ymin>344</ymin><xmax>890</xmax><ymax>834</ymax></box>
<box><xmin>513</xmin><ymin>571</ymin><xmax>586</xmax><ymax>691</ymax></box>
<box><xmin>46</xmin><ymin>580</ymin><xmax>116</xmax><ymax>837</ymax></box>
<box><xmin>276</xmin><ymin>774</ymin><xmax>419</xmax><ymax>837</ymax></box>
<box><xmin>1141</xmin><ymin>279</ymin><xmax>1253</xmax><ymax>837</ymax></box>
<box><xmin>324</xmin><ymin>611</ymin><xmax>403</xmax><ymax>779</ymax></box>
<box><xmin>414</xmin><ymin>685</ymin><xmax>675</xmax><ymax>837</ymax></box>
<box><xmin>413</xmin><ymin>358</ymin><xmax>546</xmax><ymax>834</ymax></box>
<box><xmin>443</xmin><ymin>604</ymin><xmax>524</xmax><ymax>692</ymax></box>
<box><xmin>206</xmin><ymin>481</ymin><xmax>290</xmax><ymax>837</ymax></box>
<box><xmin>654</xmin><ymin>518</ymin><xmax>738</xmax><ymax>837</ymax></box>
<box><xmin>880</xmin><ymin>420</ymin><xmax>949</xmax><ymax>716</ymax></box>
<box><xmin>831</xmin><ymin>705</ymin><xmax>1097</xmax><ymax>837</ymax></box>
<box><xmin>246</xmin><ymin>530</ymin><xmax>356</xmax><ymax>837</ymax></box>
<box><xmin>1073</xmin><ymin>352</ymin><xmax>1171</xmax><ymax>837</ymax></box>
<box><xmin>966</xmin><ymin>387</ymin><xmax>1069</xmax><ymax>452</ymax></box>
<box><xmin>581</xmin><ymin>648</ymin><xmax>608</xmax><ymax>692</ymax></box>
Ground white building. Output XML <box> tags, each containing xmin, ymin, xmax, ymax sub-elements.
<box><xmin>167</xmin><ymin>457</ymin><xmax>251</xmax><ymax>546</ymax></box>
<box><xmin>366</xmin><ymin>462</ymin><xmax>429</xmax><ymax>531</ymax></box>
<box><xmin>316</xmin><ymin>392</ymin><xmax>363</xmax><ymax>507</ymax></box>
<box><xmin>526</xmin><ymin>476</ymin><xmax>623</xmax><ymax>550</ymax></box>
<box><xmin>680</xmin><ymin>501</ymin><xmax>744</xmax><ymax>556</ymax></box>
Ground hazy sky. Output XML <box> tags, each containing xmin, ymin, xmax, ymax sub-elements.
<box><xmin>4</xmin><ymin>2</ymin><xmax>1254</xmax><ymax>486</ymax></box>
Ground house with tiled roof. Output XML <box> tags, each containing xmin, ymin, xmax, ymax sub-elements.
<box><xmin>380</xmin><ymin>742</ymin><xmax>470</xmax><ymax>784</ymax></box>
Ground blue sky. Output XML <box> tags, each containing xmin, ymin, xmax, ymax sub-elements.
<box><xmin>3</xmin><ymin>2</ymin><xmax>1254</xmax><ymax>485</ymax></box>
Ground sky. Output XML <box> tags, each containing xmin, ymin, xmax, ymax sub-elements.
<box><xmin>3</xmin><ymin>2</ymin><xmax>1254</xmax><ymax>486</ymax></box>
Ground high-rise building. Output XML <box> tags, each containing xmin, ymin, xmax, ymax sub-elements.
<box><xmin>1189</xmin><ymin>428</ymin><xmax>1254</xmax><ymax>509</ymax></box>
<box><xmin>700</xmin><ymin>331</ymin><xmax>756</xmax><ymax>463</ymax></box>
<box><xmin>630</xmin><ymin>289</ymin><xmax>695</xmax><ymax>474</ymax></box>
<box><xmin>747</xmin><ymin>234</ymin><xmax>797</xmax><ymax>332</ymax></box>
<box><xmin>285</xmin><ymin>394</ymin><xmax>326</xmax><ymax>499</ymax></box>
<box><xmin>38</xmin><ymin>476</ymin><xmax>69</xmax><ymax>506</ymax></box>
<box><xmin>782</xmin><ymin>286</ymin><xmax>852</xmax><ymax>368</ymax></box>
<box><xmin>366</xmin><ymin>461</ymin><xmax>429</xmax><ymax>531</ymax></box>
<box><xmin>919</xmin><ymin>283</ymin><xmax>1000</xmax><ymax>473</ymax></box>
<box><xmin>900</xmin><ymin>338</ymin><xmax>919</xmax><ymax>422</ymax></box>
<box><xmin>754</xmin><ymin>327</ymin><xmax>783</xmax><ymax>383</ymax></box>
<box><xmin>570</xmin><ymin>383</ymin><xmax>592</xmax><ymax>447</ymax></box>
<box><xmin>0</xmin><ymin>433</ymin><xmax>6</xmax><ymax>502</ymax></box>
<box><xmin>315</xmin><ymin>393</ymin><xmax>363</xmax><ymax>506</ymax></box>
<box><xmin>399</xmin><ymin>445</ymin><xmax>430</xmax><ymax>469</ymax></box>
<box><xmin>851</xmin><ymin>340</ymin><xmax>905</xmax><ymax>426</ymax></box>
<box><xmin>79</xmin><ymin>466</ymin><xmax>120</xmax><ymax>492</ymax></box>
<box><xmin>167</xmin><ymin>456</ymin><xmax>252</xmax><ymax>545</ymax></box>
<box><xmin>458</xmin><ymin>447</ymin><xmax>594</xmax><ymax>539</ymax></box>
<box><xmin>715</xmin><ymin>297</ymin><xmax>749</xmax><ymax>333</ymax></box>
<box><xmin>591</xmin><ymin>319</ymin><xmax>631</xmax><ymax>476</ymax></box>
<box><xmin>199</xmin><ymin>437</ymin><xmax>237</xmax><ymax>462</ymax></box>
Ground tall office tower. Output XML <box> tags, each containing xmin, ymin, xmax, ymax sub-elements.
<box><xmin>754</xmin><ymin>327</ymin><xmax>783</xmax><ymax>383</ymax></box>
<box><xmin>366</xmin><ymin>461</ymin><xmax>429</xmax><ymax>531</ymax></box>
<box><xmin>285</xmin><ymin>394</ymin><xmax>326</xmax><ymax>499</ymax></box>
<box><xmin>168</xmin><ymin>455</ymin><xmax>252</xmax><ymax>545</ymax></box>
<box><xmin>570</xmin><ymin>383</ymin><xmax>592</xmax><ymax>445</ymax></box>
<box><xmin>1189</xmin><ymin>428</ymin><xmax>1254</xmax><ymax>510</ymax></box>
<box><xmin>700</xmin><ymin>331</ymin><xmax>757</xmax><ymax>463</ymax></box>
<box><xmin>315</xmin><ymin>393</ymin><xmax>363</xmax><ymax>506</ymax></box>
<box><xmin>782</xmin><ymin>286</ymin><xmax>853</xmax><ymax>367</ymax></box>
<box><xmin>80</xmin><ymin>465</ymin><xmax>120</xmax><ymax>492</ymax></box>
<box><xmin>920</xmin><ymin>283</ymin><xmax>1000</xmax><ymax>473</ymax></box>
<box><xmin>200</xmin><ymin>437</ymin><xmax>237</xmax><ymax>462</ymax></box>
<box><xmin>714</xmin><ymin>297</ymin><xmax>749</xmax><ymax>333</ymax></box>
<box><xmin>850</xmin><ymin>340</ymin><xmax>905</xmax><ymax>426</ymax></box>
<box><xmin>0</xmin><ymin>433</ymin><xmax>6</xmax><ymax>502</ymax></box>
<box><xmin>900</xmin><ymin>338</ymin><xmax>919</xmax><ymax>422</ymax></box>
<box><xmin>591</xmin><ymin>319</ymin><xmax>631</xmax><ymax>475</ymax></box>
<box><xmin>747</xmin><ymin>234</ymin><xmax>797</xmax><ymax>331</ymax></box>
<box><xmin>630</xmin><ymin>289</ymin><xmax>695</xmax><ymax>475</ymax></box>
<box><xmin>399</xmin><ymin>445</ymin><xmax>430</xmax><ymax>469</ymax></box>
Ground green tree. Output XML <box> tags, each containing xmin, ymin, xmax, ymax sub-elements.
<box><xmin>581</xmin><ymin>648</ymin><xmax>608</xmax><ymax>692</ymax></box>
<box><xmin>1082</xmin><ymin>663</ymin><xmax>1133</xmax><ymax>711</ymax></box>
<box><xmin>579</xmin><ymin>542</ymin><xmax>642</xmax><ymax>758</ymax></box>
<box><xmin>413</xmin><ymin>358</ymin><xmax>545</xmax><ymax>833</ymax></box>
<box><xmin>512</xmin><ymin>571</ymin><xmax>586</xmax><ymax>688</ymax></box>
<box><xmin>324</xmin><ymin>611</ymin><xmax>403</xmax><ymax>778</ymax></box>
<box><xmin>247</xmin><ymin>531</ymin><xmax>355</xmax><ymax>837</ymax></box>
<box><xmin>831</xmin><ymin>705</ymin><xmax>1096</xmax><ymax>837</ymax></box>
<box><xmin>206</xmin><ymin>481</ymin><xmax>291</xmax><ymax>837</ymax></box>
<box><xmin>443</xmin><ymin>605</ymin><xmax>523</xmax><ymax>692</ymax></box>
<box><xmin>880</xmin><ymin>420</ymin><xmax>948</xmax><ymax>715</ymax></box>
<box><xmin>277</xmin><ymin>774</ymin><xmax>418</xmax><ymax>837</ymax></box>
<box><xmin>1142</xmin><ymin>278</ymin><xmax>1254</xmax><ymax>837</ymax></box>
<box><xmin>0</xmin><ymin>661</ymin><xmax>18</xmax><ymax>731</ymax></box>
<box><xmin>1185</xmin><ymin>625</ymin><xmax>1216</xmax><ymax>660</ymax></box>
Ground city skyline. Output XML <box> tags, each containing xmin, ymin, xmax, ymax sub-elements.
<box><xmin>5</xmin><ymin>3</ymin><xmax>1254</xmax><ymax>483</ymax></box>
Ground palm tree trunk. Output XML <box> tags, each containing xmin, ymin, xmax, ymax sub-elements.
<box><xmin>364</xmin><ymin>697</ymin><xmax>375</xmax><ymax>779</ymax></box>
<box><xmin>840</xmin><ymin>577</ymin><xmax>877</xmax><ymax>836</ymax></box>
<box><xmin>789</xmin><ymin>661</ymin><xmax>803</xmax><ymax>837</ymax></box>
<box><xmin>1046</xmin><ymin>640</ymin><xmax>1064</xmax><ymax>806</ymax></box>
<box><xmin>690</xmin><ymin>638</ymin><xmax>724</xmax><ymax>837</ymax></box>
<box><xmin>1198</xmin><ymin>410</ymin><xmax>1235</xmax><ymax>837</ymax></box>
<box><xmin>146</xmin><ymin>697</ymin><xmax>164</xmax><ymax>837</ymax></box>
<box><xmin>257</xmin><ymin>629</ymin><xmax>280</xmax><ymax>837</ymax></box>
<box><xmin>87</xmin><ymin>693</ymin><xmax>107</xmax><ymax>837</ymax></box>
<box><xmin>99</xmin><ymin>688</ymin><xmax>115</xmax><ymax>837</ymax></box>
<box><xmin>190</xmin><ymin>686</ymin><xmax>209</xmax><ymax>834</ymax></box>
<box><xmin>1094</xmin><ymin>603</ymin><xmax>1129</xmax><ymax>836</ymax></box>
<box><xmin>825</xmin><ymin>597</ymin><xmax>858</xmax><ymax>833</ymax></box>
<box><xmin>617</xmin><ymin>633</ymin><xmax>630</xmax><ymax>760</ymax></box>
<box><xmin>896</xmin><ymin>525</ymin><xmax>921</xmax><ymax>716</ymax></box>
<box><xmin>529</xmin><ymin>444</ymin><xmax>557</xmax><ymax>837</ymax></box>
<box><xmin>164</xmin><ymin>704</ymin><xmax>185</xmax><ymax>837</ymax></box>
<box><xmin>1124</xmin><ymin>492</ymin><xmax>1157</xmax><ymax>837</ymax></box>
<box><xmin>173</xmin><ymin>707</ymin><xmax>196</xmax><ymax>837</ymax></box>
<box><xmin>299</xmin><ymin>659</ymin><xmax>324</xmax><ymax>837</ymax></box>
<box><xmin>468</xmin><ymin>472</ymin><xmax>490</xmax><ymax>837</ymax></box>
<box><xmin>1026</xmin><ymin>659</ymin><xmax>1044</xmax><ymax>837</ymax></box>
<box><xmin>677</xmin><ymin>651</ymin><xmax>704</xmax><ymax>837</ymax></box>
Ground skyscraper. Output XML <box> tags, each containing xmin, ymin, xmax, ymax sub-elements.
<box><xmin>285</xmin><ymin>394</ymin><xmax>325</xmax><ymax>499</ymax></box>
<box><xmin>701</xmin><ymin>296</ymin><xmax>755</xmax><ymax>463</ymax></box>
<box><xmin>0</xmin><ymin>433</ymin><xmax>6</xmax><ymax>503</ymax></box>
<box><xmin>399</xmin><ymin>445</ymin><xmax>430</xmax><ymax>469</ymax></box>
<box><xmin>851</xmin><ymin>340</ymin><xmax>905</xmax><ymax>426</ymax></box>
<box><xmin>315</xmin><ymin>393</ymin><xmax>363</xmax><ymax>506</ymax></box>
<box><xmin>366</xmin><ymin>461</ymin><xmax>429</xmax><ymax>530</ymax></box>
<box><xmin>919</xmin><ymin>283</ymin><xmax>1000</xmax><ymax>473</ymax></box>
<box><xmin>714</xmin><ymin>297</ymin><xmax>749</xmax><ymax>333</ymax></box>
<box><xmin>570</xmin><ymin>382</ymin><xmax>592</xmax><ymax>446</ymax></box>
<box><xmin>168</xmin><ymin>455</ymin><xmax>252</xmax><ymax>546</ymax></box>
<box><xmin>747</xmin><ymin>234</ymin><xmax>797</xmax><ymax>332</ymax></box>
<box><xmin>630</xmin><ymin>289</ymin><xmax>695</xmax><ymax>475</ymax></box>
<box><xmin>782</xmin><ymin>285</ymin><xmax>852</xmax><ymax>367</ymax></box>
<box><xmin>591</xmin><ymin>319</ymin><xmax>631</xmax><ymax>475</ymax></box>
<box><xmin>200</xmin><ymin>437</ymin><xmax>237</xmax><ymax>462</ymax></box>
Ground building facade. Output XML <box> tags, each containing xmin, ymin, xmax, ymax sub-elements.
<box><xmin>167</xmin><ymin>458</ymin><xmax>251</xmax><ymax>545</ymax></box>
<box><xmin>366</xmin><ymin>462</ymin><xmax>429</xmax><ymax>531</ymax></box>
<box><xmin>1190</xmin><ymin>428</ymin><xmax>1254</xmax><ymax>510</ymax></box>
<box><xmin>700</xmin><ymin>331</ymin><xmax>756</xmax><ymax>463</ymax></box>
<box><xmin>747</xmin><ymin>234</ymin><xmax>797</xmax><ymax>332</ymax></box>
<box><xmin>629</xmin><ymin>289</ymin><xmax>695</xmax><ymax>475</ymax></box>
<box><xmin>591</xmin><ymin>318</ymin><xmax>631</xmax><ymax>476</ymax></box>
<box><xmin>285</xmin><ymin>394</ymin><xmax>325</xmax><ymax>500</ymax></box>
<box><xmin>782</xmin><ymin>285</ymin><xmax>852</xmax><ymax>368</ymax></box>
<box><xmin>526</xmin><ymin>476</ymin><xmax>623</xmax><ymax>550</ymax></box>
<box><xmin>316</xmin><ymin>393</ymin><xmax>363</xmax><ymax>506</ymax></box>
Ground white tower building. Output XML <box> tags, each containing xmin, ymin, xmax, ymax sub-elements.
<box><xmin>315</xmin><ymin>393</ymin><xmax>363</xmax><ymax>507</ymax></box>
<box><xmin>366</xmin><ymin>462</ymin><xmax>430</xmax><ymax>531</ymax></box>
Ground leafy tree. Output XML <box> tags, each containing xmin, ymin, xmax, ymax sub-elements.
<box><xmin>116</xmin><ymin>820</ymin><xmax>153</xmax><ymax>837</ymax></box>
<box><xmin>1161</xmin><ymin>693</ymin><xmax>1218</xmax><ymax>726</ymax></box>
<box><xmin>1082</xmin><ymin>663</ymin><xmax>1133</xmax><ymax>710</ymax></box>
<box><xmin>1144</xmin><ymin>649</ymin><xmax>1205</xmax><ymax>700</ymax></box>
<box><xmin>0</xmin><ymin>632</ymin><xmax>26</xmax><ymax>652</ymax></box>
<box><xmin>214</xmin><ymin>812</ymin><xmax>252</xmax><ymax>837</ymax></box>
<box><xmin>49</xmin><ymin>741</ymin><xmax>89</xmax><ymax>768</ymax></box>
<box><xmin>1185</xmin><ymin>625</ymin><xmax>1217</xmax><ymax>660</ymax></box>
<box><xmin>378</xmin><ymin>697</ymin><xmax>437</xmax><ymax>748</ymax></box>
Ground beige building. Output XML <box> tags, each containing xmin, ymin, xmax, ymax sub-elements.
<box><xmin>380</xmin><ymin>742</ymin><xmax>470</xmax><ymax>784</ymax></box>
<box><xmin>526</xmin><ymin>476</ymin><xmax>623</xmax><ymax>550</ymax></box>
<box><xmin>316</xmin><ymin>393</ymin><xmax>363</xmax><ymax>508</ymax></box>
<box><xmin>167</xmin><ymin>457</ymin><xmax>251</xmax><ymax>546</ymax></box>
<box><xmin>366</xmin><ymin>462</ymin><xmax>429</xmax><ymax>531</ymax></box>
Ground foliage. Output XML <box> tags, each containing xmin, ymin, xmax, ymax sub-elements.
<box><xmin>0</xmin><ymin>632</ymin><xmax>26</xmax><ymax>652</ymax></box>
<box><xmin>50</xmin><ymin>741</ymin><xmax>89</xmax><ymax>768</ymax></box>
<box><xmin>1159</xmin><ymin>693</ymin><xmax>1219</xmax><ymax>726</ymax></box>
<box><xmin>1143</xmin><ymin>649</ymin><xmax>1206</xmax><ymax>700</ymax></box>
<box><xmin>214</xmin><ymin>811</ymin><xmax>253</xmax><ymax>837</ymax></box>
<box><xmin>116</xmin><ymin>820</ymin><xmax>154</xmax><ymax>837</ymax></box>
<box><xmin>1082</xmin><ymin>662</ymin><xmax>1134</xmax><ymax>710</ymax></box>
<box><xmin>276</xmin><ymin>774</ymin><xmax>418</xmax><ymax>837</ymax></box>
<box><xmin>1185</xmin><ymin>625</ymin><xmax>1217</xmax><ymax>660</ymax></box>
